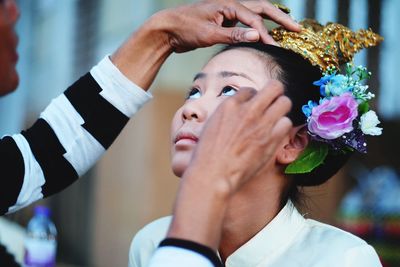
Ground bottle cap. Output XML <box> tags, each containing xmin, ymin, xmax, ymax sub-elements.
<box><xmin>34</xmin><ymin>206</ymin><xmax>51</xmax><ymax>217</ymax></box>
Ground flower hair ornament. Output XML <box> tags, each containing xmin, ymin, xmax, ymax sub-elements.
<box><xmin>269</xmin><ymin>16</ymin><xmax>383</xmax><ymax>174</ymax></box>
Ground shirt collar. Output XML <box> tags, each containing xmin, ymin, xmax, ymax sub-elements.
<box><xmin>224</xmin><ymin>201</ymin><xmax>306</xmax><ymax>267</ymax></box>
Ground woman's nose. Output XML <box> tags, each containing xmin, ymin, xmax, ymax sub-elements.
<box><xmin>181</xmin><ymin>99</ymin><xmax>207</xmax><ymax>122</ymax></box>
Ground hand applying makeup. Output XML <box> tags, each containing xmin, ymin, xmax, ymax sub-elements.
<box><xmin>168</xmin><ymin>81</ymin><xmax>293</xmax><ymax>251</ymax></box>
<box><xmin>111</xmin><ymin>0</ymin><xmax>300</xmax><ymax>90</ymax></box>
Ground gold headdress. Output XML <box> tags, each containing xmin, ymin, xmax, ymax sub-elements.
<box><xmin>269</xmin><ymin>5</ymin><xmax>384</xmax><ymax>175</ymax></box>
<box><xmin>270</xmin><ymin>19</ymin><xmax>383</xmax><ymax>71</ymax></box>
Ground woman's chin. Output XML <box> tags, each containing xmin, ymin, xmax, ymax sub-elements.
<box><xmin>172</xmin><ymin>164</ymin><xmax>187</xmax><ymax>178</ymax></box>
<box><xmin>171</xmin><ymin>158</ymin><xmax>191</xmax><ymax>178</ymax></box>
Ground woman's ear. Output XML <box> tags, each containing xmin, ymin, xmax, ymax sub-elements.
<box><xmin>276</xmin><ymin>125</ymin><xmax>309</xmax><ymax>165</ymax></box>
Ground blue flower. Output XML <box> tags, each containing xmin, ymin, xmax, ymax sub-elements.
<box><xmin>325</xmin><ymin>74</ymin><xmax>350</xmax><ymax>96</ymax></box>
<box><xmin>319</xmin><ymin>98</ymin><xmax>327</xmax><ymax>105</ymax></box>
<box><xmin>313</xmin><ymin>74</ymin><xmax>334</xmax><ymax>85</ymax></box>
<box><xmin>313</xmin><ymin>74</ymin><xmax>335</xmax><ymax>97</ymax></box>
<box><xmin>320</xmin><ymin>84</ymin><xmax>327</xmax><ymax>96</ymax></box>
<box><xmin>302</xmin><ymin>100</ymin><xmax>318</xmax><ymax>117</ymax></box>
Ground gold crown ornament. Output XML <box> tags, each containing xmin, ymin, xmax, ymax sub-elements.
<box><xmin>270</xmin><ymin>18</ymin><xmax>383</xmax><ymax>71</ymax></box>
<box><xmin>268</xmin><ymin>4</ymin><xmax>384</xmax><ymax>175</ymax></box>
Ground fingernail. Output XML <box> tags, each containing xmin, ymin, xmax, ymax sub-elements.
<box><xmin>271</xmin><ymin>39</ymin><xmax>279</xmax><ymax>46</ymax></box>
<box><xmin>244</xmin><ymin>30</ymin><xmax>260</xmax><ymax>42</ymax></box>
<box><xmin>264</xmin><ymin>35</ymin><xmax>279</xmax><ymax>46</ymax></box>
<box><xmin>293</xmin><ymin>19</ymin><xmax>302</xmax><ymax>30</ymax></box>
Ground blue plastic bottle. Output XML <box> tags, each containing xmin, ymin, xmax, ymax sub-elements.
<box><xmin>24</xmin><ymin>206</ymin><xmax>57</xmax><ymax>267</ymax></box>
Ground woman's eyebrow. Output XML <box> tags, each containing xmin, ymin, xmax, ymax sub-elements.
<box><xmin>193</xmin><ymin>71</ymin><xmax>254</xmax><ymax>82</ymax></box>
<box><xmin>193</xmin><ymin>72</ymin><xmax>206</xmax><ymax>81</ymax></box>
<box><xmin>219</xmin><ymin>71</ymin><xmax>254</xmax><ymax>82</ymax></box>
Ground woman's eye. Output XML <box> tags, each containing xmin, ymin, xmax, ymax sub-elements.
<box><xmin>186</xmin><ymin>88</ymin><xmax>201</xmax><ymax>100</ymax></box>
<box><xmin>220</xmin><ymin>86</ymin><xmax>238</xmax><ymax>96</ymax></box>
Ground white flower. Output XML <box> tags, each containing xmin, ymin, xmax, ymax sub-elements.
<box><xmin>359</xmin><ymin>110</ymin><xmax>382</xmax><ymax>136</ymax></box>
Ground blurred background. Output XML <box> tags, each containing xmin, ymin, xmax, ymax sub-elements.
<box><xmin>0</xmin><ymin>0</ymin><xmax>399</xmax><ymax>266</ymax></box>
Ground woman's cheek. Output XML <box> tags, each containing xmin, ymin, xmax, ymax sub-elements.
<box><xmin>171</xmin><ymin>109</ymin><xmax>183</xmax><ymax>140</ymax></box>
<box><xmin>208</xmin><ymin>97</ymin><xmax>226</xmax><ymax>117</ymax></box>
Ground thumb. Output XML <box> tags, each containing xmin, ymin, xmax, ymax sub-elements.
<box><xmin>216</xmin><ymin>26</ymin><xmax>261</xmax><ymax>43</ymax></box>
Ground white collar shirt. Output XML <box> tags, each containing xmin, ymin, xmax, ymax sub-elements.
<box><xmin>129</xmin><ymin>201</ymin><xmax>382</xmax><ymax>267</ymax></box>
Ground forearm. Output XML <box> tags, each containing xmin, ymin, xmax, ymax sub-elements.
<box><xmin>2</xmin><ymin>73</ymin><xmax>130</xmax><ymax>214</ymax></box>
<box><xmin>150</xmin><ymin>174</ymin><xmax>228</xmax><ymax>267</ymax></box>
<box><xmin>111</xmin><ymin>11</ymin><xmax>173</xmax><ymax>90</ymax></box>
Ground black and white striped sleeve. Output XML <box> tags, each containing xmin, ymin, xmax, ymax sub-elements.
<box><xmin>1</xmin><ymin>56</ymin><xmax>152</xmax><ymax>215</ymax></box>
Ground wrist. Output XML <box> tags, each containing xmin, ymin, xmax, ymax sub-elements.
<box><xmin>183</xmin><ymin>166</ymin><xmax>233</xmax><ymax>200</ymax></box>
<box><xmin>144</xmin><ymin>9</ymin><xmax>177</xmax><ymax>52</ymax></box>
<box><xmin>167</xmin><ymin>168</ymin><xmax>232</xmax><ymax>250</ymax></box>
<box><xmin>110</xmin><ymin>12</ymin><xmax>173</xmax><ymax>90</ymax></box>
<box><xmin>139</xmin><ymin>10</ymin><xmax>175</xmax><ymax>54</ymax></box>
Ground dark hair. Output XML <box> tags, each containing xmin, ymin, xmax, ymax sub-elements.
<box><xmin>218</xmin><ymin>43</ymin><xmax>352</xmax><ymax>189</ymax></box>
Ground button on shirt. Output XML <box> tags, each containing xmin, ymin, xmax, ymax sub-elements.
<box><xmin>129</xmin><ymin>201</ymin><xmax>382</xmax><ymax>267</ymax></box>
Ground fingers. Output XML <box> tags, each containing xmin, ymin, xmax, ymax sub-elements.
<box><xmin>230</xmin><ymin>86</ymin><xmax>257</xmax><ymax>103</ymax></box>
<box><xmin>218</xmin><ymin>1</ymin><xmax>275</xmax><ymax>44</ymax></box>
<box><xmin>263</xmin><ymin>96</ymin><xmax>293</xmax><ymax>145</ymax></box>
<box><xmin>215</xmin><ymin>26</ymin><xmax>260</xmax><ymax>43</ymax></box>
<box><xmin>263</xmin><ymin>95</ymin><xmax>292</xmax><ymax>124</ymax></box>
<box><xmin>248</xmin><ymin>80</ymin><xmax>285</xmax><ymax>113</ymax></box>
<box><xmin>271</xmin><ymin>116</ymin><xmax>293</xmax><ymax>140</ymax></box>
<box><xmin>241</xmin><ymin>0</ymin><xmax>301</xmax><ymax>32</ymax></box>
<box><xmin>257</xmin><ymin>95</ymin><xmax>292</xmax><ymax>146</ymax></box>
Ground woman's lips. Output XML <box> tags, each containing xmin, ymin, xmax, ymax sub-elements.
<box><xmin>174</xmin><ymin>132</ymin><xmax>199</xmax><ymax>145</ymax></box>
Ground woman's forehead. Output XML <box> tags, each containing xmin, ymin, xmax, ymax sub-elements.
<box><xmin>198</xmin><ymin>49</ymin><xmax>271</xmax><ymax>85</ymax></box>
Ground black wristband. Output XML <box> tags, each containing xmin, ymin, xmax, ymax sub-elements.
<box><xmin>159</xmin><ymin>238</ymin><xmax>222</xmax><ymax>267</ymax></box>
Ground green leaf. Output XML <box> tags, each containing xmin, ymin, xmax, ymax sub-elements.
<box><xmin>346</xmin><ymin>63</ymin><xmax>353</xmax><ymax>76</ymax></box>
<box><xmin>285</xmin><ymin>143</ymin><xmax>329</xmax><ymax>174</ymax></box>
<box><xmin>358</xmin><ymin>101</ymin><xmax>370</xmax><ymax>114</ymax></box>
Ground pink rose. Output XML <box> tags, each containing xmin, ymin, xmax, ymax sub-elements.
<box><xmin>308</xmin><ymin>93</ymin><xmax>358</xmax><ymax>140</ymax></box>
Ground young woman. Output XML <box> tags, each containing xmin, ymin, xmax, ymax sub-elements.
<box><xmin>129</xmin><ymin>42</ymin><xmax>382</xmax><ymax>267</ymax></box>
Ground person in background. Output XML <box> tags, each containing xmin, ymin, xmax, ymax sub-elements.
<box><xmin>0</xmin><ymin>0</ymin><xmax>299</xmax><ymax>266</ymax></box>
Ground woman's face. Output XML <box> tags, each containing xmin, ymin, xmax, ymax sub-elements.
<box><xmin>171</xmin><ymin>48</ymin><xmax>273</xmax><ymax>177</ymax></box>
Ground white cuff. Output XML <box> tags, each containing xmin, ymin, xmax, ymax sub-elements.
<box><xmin>148</xmin><ymin>246</ymin><xmax>214</xmax><ymax>267</ymax></box>
<box><xmin>7</xmin><ymin>134</ymin><xmax>44</xmax><ymax>214</ymax></box>
<box><xmin>90</xmin><ymin>55</ymin><xmax>152</xmax><ymax>117</ymax></box>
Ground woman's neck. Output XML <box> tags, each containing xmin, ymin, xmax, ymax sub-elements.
<box><xmin>218</xmin><ymin>170</ymin><xmax>287</xmax><ymax>263</ymax></box>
